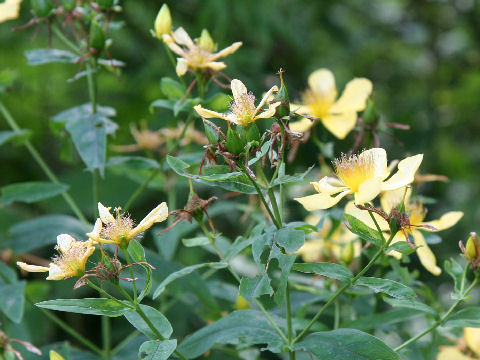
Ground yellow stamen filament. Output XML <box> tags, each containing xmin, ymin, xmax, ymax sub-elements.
<box><xmin>333</xmin><ymin>152</ymin><xmax>375</xmax><ymax>192</ymax></box>
<box><xmin>230</xmin><ymin>92</ymin><xmax>256</xmax><ymax>125</ymax></box>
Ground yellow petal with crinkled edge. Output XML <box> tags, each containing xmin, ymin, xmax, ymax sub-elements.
<box><xmin>295</xmin><ymin>189</ymin><xmax>351</xmax><ymax>211</ymax></box>
<box><xmin>210</xmin><ymin>42</ymin><xmax>243</xmax><ymax>61</ymax></box>
<box><xmin>171</xmin><ymin>27</ymin><xmax>194</xmax><ymax>48</ymax></box>
<box><xmin>50</xmin><ymin>350</ymin><xmax>65</xmax><ymax>360</ymax></box>
<box><xmin>412</xmin><ymin>230</ymin><xmax>441</xmax><ymax>275</ymax></box>
<box><xmin>321</xmin><ymin>110</ymin><xmax>357</xmax><ymax>139</ymax></box>
<box><xmin>46</xmin><ymin>264</ymin><xmax>64</xmax><ymax>280</ymax></box>
<box><xmin>130</xmin><ymin>202</ymin><xmax>169</xmax><ymax>238</ymax></box>
<box><xmin>255</xmin><ymin>85</ymin><xmax>279</xmax><ymax>115</ymax></box>
<box><xmin>385</xmin><ymin>233</ymin><xmax>405</xmax><ymax>260</ymax></box>
<box><xmin>176</xmin><ymin>58</ymin><xmax>188</xmax><ymax>76</ymax></box>
<box><xmin>344</xmin><ymin>201</ymin><xmax>389</xmax><ymax>231</ymax></box>
<box><xmin>289</xmin><ymin>117</ymin><xmax>314</xmax><ymax>132</ymax></box>
<box><xmin>422</xmin><ymin>211</ymin><xmax>463</xmax><ymax>232</ymax></box>
<box><xmin>355</xmin><ymin>177</ymin><xmax>383</xmax><ymax>204</ymax></box>
<box><xmin>0</xmin><ymin>0</ymin><xmax>22</xmax><ymax>23</ymax></box>
<box><xmin>98</xmin><ymin>202</ymin><xmax>115</xmax><ymax>224</ymax></box>
<box><xmin>360</xmin><ymin>147</ymin><xmax>389</xmax><ymax>179</ymax></box>
<box><xmin>464</xmin><ymin>327</ymin><xmax>480</xmax><ymax>357</ymax></box>
<box><xmin>200</xmin><ymin>61</ymin><xmax>226</xmax><ymax>71</ymax></box>
<box><xmin>231</xmin><ymin>79</ymin><xmax>248</xmax><ymax>103</ymax></box>
<box><xmin>308</xmin><ymin>69</ymin><xmax>337</xmax><ymax>102</ymax></box>
<box><xmin>194</xmin><ymin>104</ymin><xmax>232</xmax><ymax>122</ymax></box>
<box><xmin>330</xmin><ymin>78</ymin><xmax>373</xmax><ymax>113</ymax></box>
<box><xmin>382</xmin><ymin>154</ymin><xmax>423</xmax><ymax>191</ymax></box>
<box><xmin>16</xmin><ymin>262</ymin><xmax>49</xmax><ymax>273</ymax></box>
<box><xmin>311</xmin><ymin>177</ymin><xmax>348</xmax><ymax>195</ymax></box>
<box><xmin>87</xmin><ymin>218</ymin><xmax>102</xmax><ymax>244</ymax></box>
<box><xmin>255</xmin><ymin>102</ymin><xmax>280</xmax><ymax>120</ymax></box>
<box><xmin>56</xmin><ymin>234</ymin><xmax>75</xmax><ymax>252</ymax></box>
<box><xmin>380</xmin><ymin>186</ymin><xmax>411</xmax><ymax>214</ymax></box>
<box><xmin>436</xmin><ymin>346</ymin><xmax>474</xmax><ymax>360</ymax></box>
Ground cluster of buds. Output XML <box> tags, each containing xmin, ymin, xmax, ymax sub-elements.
<box><xmin>460</xmin><ymin>232</ymin><xmax>480</xmax><ymax>270</ymax></box>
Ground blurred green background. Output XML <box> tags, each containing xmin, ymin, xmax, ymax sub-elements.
<box><xmin>1</xmin><ymin>0</ymin><xmax>480</xmax><ymax>357</ymax></box>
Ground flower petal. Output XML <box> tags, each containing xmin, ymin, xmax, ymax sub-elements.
<box><xmin>311</xmin><ymin>176</ymin><xmax>348</xmax><ymax>195</ymax></box>
<box><xmin>355</xmin><ymin>177</ymin><xmax>383</xmax><ymax>204</ymax></box>
<box><xmin>50</xmin><ymin>350</ymin><xmax>66</xmax><ymax>360</ymax></box>
<box><xmin>330</xmin><ymin>78</ymin><xmax>373</xmax><ymax>113</ymax></box>
<box><xmin>56</xmin><ymin>234</ymin><xmax>75</xmax><ymax>252</ymax></box>
<box><xmin>254</xmin><ymin>102</ymin><xmax>280</xmax><ymax>120</ymax></box>
<box><xmin>130</xmin><ymin>202</ymin><xmax>169</xmax><ymax>238</ymax></box>
<box><xmin>176</xmin><ymin>58</ymin><xmax>188</xmax><ymax>76</ymax></box>
<box><xmin>308</xmin><ymin>69</ymin><xmax>337</xmax><ymax>102</ymax></box>
<box><xmin>412</xmin><ymin>230</ymin><xmax>441</xmax><ymax>276</ymax></box>
<box><xmin>46</xmin><ymin>264</ymin><xmax>65</xmax><ymax>280</ymax></box>
<box><xmin>16</xmin><ymin>262</ymin><xmax>49</xmax><ymax>273</ymax></box>
<box><xmin>464</xmin><ymin>327</ymin><xmax>480</xmax><ymax>357</ymax></box>
<box><xmin>194</xmin><ymin>104</ymin><xmax>232</xmax><ymax>122</ymax></box>
<box><xmin>162</xmin><ymin>34</ymin><xmax>186</xmax><ymax>56</ymax></box>
<box><xmin>344</xmin><ymin>201</ymin><xmax>389</xmax><ymax>231</ymax></box>
<box><xmin>210</xmin><ymin>41</ymin><xmax>243</xmax><ymax>60</ymax></box>
<box><xmin>295</xmin><ymin>190</ymin><xmax>350</xmax><ymax>211</ymax></box>
<box><xmin>382</xmin><ymin>154</ymin><xmax>423</xmax><ymax>191</ymax></box>
<box><xmin>320</xmin><ymin>111</ymin><xmax>357</xmax><ymax>139</ymax></box>
<box><xmin>200</xmin><ymin>61</ymin><xmax>227</xmax><ymax>71</ymax></box>
<box><xmin>86</xmin><ymin>219</ymin><xmax>103</xmax><ymax>243</ymax></box>
<box><xmin>289</xmin><ymin>117</ymin><xmax>314</xmax><ymax>132</ymax></box>
<box><xmin>171</xmin><ymin>27</ymin><xmax>194</xmax><ymax>48</ymax></box>
<box><xmin>0</xmin><ymin>0</ymin><xmax>22</xmax><ymax>23</ymax></box>
<box><xmin>231</xmin><ymin>79</ymin><xmax>248</xmax><ymax>102</ymax></box>
<box><xmin>290</xmin><ymin>103</ymin><xmax>312</xmax><ymax>116</ymax></box>
<box><xmin>98</xmin><ymin>202</ymin><xmax>115</xmax><ymax>224</ymax></box>
<box><xmin>360</xmin><ymin>148</ymin><xmax>389</xmax><ymax>179</ymax></box>
<box><xmin>380</xmin><ymin>187</ymin><xmax>411</xmax><ymax>214</ymax></box>
<box><xmin>422</xmin><ymin>211</ymin><xmax>464</xmax><ymax>232</ymax></box>
<box><xmin>255</xmin><ymin>85</ymin><xmax>279</xmax><ymax>115</ymax></box>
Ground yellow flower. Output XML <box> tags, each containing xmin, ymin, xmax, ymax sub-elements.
<box><xmin>289</xmin><ymin>69</ymin><xmax>372</xmax><ymax>139</ymax></box>
<box><xmin>50</xmin><ymin>350</ymin><xmax>65</xmax><ymax>360</ymax></box>
<box><xmin>297</xmin><ymin>214</ymin><xmax>359</xmax><ymax>263</ymax></box>
<box><xmin>91</xmin><ymin>202</ymin><xmax>168</xmax><ymax>246</ymax></box>
<box><xmin>0</xmin><ymin>0</ymin><xmax>22</xmax><ymax>23</ymax></box>
<box><xmin>437</xmin><ymin>327</ymin><xmax>480</xmax><ymax>360</ymax></box>
<box><xmin>345</xmin><ymin>187</ymin><xmax>463</xmax><ymax>275</ymax></box>
<box><xmin>295</xmin><ymin>148</ymin><xmax>423</xmax><ymax>211</ymax></box>
<box><xmin>162</xmin><ymin>27</ymin><xmax>242</xmax><ymax>76</ymax></box>
<box><xmin>194</xmin><ymin>79</ymin><xmax>279</xmax><ymax>126</ymax></box>
<box><xmin>17</xmin><ymin>235</ymin><xmax>95</xmax><ymax>280</ymax></box>
<box><xmin>154</xmin><ymin>4</ymin><xmax>172</xmax><ymax>39</ymax></box>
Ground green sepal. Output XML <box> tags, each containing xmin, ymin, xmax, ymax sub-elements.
<box><xmin>274</xmin><ymin>70</ymin><xmax>290</xmax><ymax>118</ymax></box>
<box><xmin>226</xmin><ymin>126</ymin><xmax>244</xmax><ymax>155</ymax></box>
<box><xmin>203</xmin><ymin>119</ymin><xmax>219</xmax><ymax>144</ymax></box>
<box><xmin>31</xmin><ymin>0</ymin><xmax>53</xmax><ymax>18</ymax></box>
<box><xmin>89</xmin><ymin>20</ymin><xmax>106</xmax><ymax>56</ymax></box>
<box><xmin>363</xmin><ymin>98</ymin><xmax>378</xmax><ymax>124</ymax></box>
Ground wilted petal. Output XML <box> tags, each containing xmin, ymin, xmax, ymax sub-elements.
<box><xmin>311</xmin><ymin>176</ymin><xmax>348</xmax><ymax>195</ymax></box>
<box><xmin>355</xmin><ymin>177</ymin><xmax>383</xmax><ymax>204</ymax></box>
<box><xmin>56</xmin><ymin>234</ymin><xmax>75</xmax><ymax>252</ymax></box>
<box><xmin>321</xmin><ymin>111</ymin><xmax>357</xmax><ymax>139</ymax></box>
<box><xmin>16</xmin><ymin>262</ymin><xmax>49</xmax><ymax>273</ymax></box>
<box><xmin>201</xmin><ymin>61</ymin><xmax>227</xmax><ymax>71</ymax></box>
<box><xmin>295</xmin><ymin>190</ymin><xmax>351</xmax><ymax>211</ymax></box>
<box><xmin>98</xmin><ymin>202</ymin><xmax>115</xmax><ymax>224</ymax></box>
<box><xmin>382</xmin><ymin>154</ymin><xmax>423</xmax><ymax>191</ymax></box>
<box><xmin>289</xmin><ymin>117</ymin><xmax>314</xmax><ymax>132</ymax></box>
<box><xmin>254</xmin><ymin>102</ymin><xmax>280</xmax><ymax>120</ymax></box>
<box><xmin>231</xmin><ymin>79</ymin><xmax>248</xmax><ymax>102</ymax></box>
<box><xmin>194</xmin><ymin>105</ymin><xmax>232</xmax><ymax>122</ymax></box>
<box><xmin>171</xmin><ymin>27</ymin><xmax>194</xmax><ymax>48</ymax></box>
<box><xmin>422</xmin><ymin>211</ymin><xmax>464</xmax><ymax>232</ymax></box>
<box><xmin>86</xmin><ymin>219</ymin><xmax>103</xmax><ymax>243</ymax></box>
<box><xmin>308</xmin><ymin>69</ymin><xmax>337</xmax><ymax>103</ymax></box>
<box><xmin>130</xmin><ymin>202</ymin><xmax>169</xmax><ymax>238</ymax></box>
<box><xmin>412</xmin><ymin>230</ymin><xmax>441</xmax><ymax>276</ymax></box>
<box><xmin>255</xmin><ymin>85</ymin><xmax>279</xmax><ymax>114</ymax></box>
<box><xmin>176</xmin><ymin>58</ymin><xmax>188</xmax><ymax>76</ymax></box>
<box><xmin>46</xmin><ymin>264</ymin><xmax>64</xmax><ymax>280</ymax></box>
<box><xmin>464</xmin><ymin>327</ymin><xmax>480</xmax><ymax>357</ymax></box>
<box><xmin>330</xmin><ymin>78</ymin><xmax>373</xmax><ymax>113</ymax></box>
<box><xmin>210</xmin><ymin>41</ymin><xmax>243</xmax><ymax>60</ymax></box>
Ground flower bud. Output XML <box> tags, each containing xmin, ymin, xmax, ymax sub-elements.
<box><xmin>154</xmin><ymin>4</ymin><xmax>172</xmax><ymax>39</ymax></box>
<box><xmin>89</xmin><ymin>20</ymin><xmax>106</xmax><ymax>57</ymax></box>
<box><xmin>199</xmin><ymin>29</ymin><xmax>215</xmax><ymax>52</ymax></box>
<box><xmin>274</xmin><ymin>69</ymin><xmax>290</xmax><ymax>118</ymax></box>
<box><xmin>466</xmin><ymin>232</ymin><xmax>478</xmax><ymax>261</ymax></box>
<box><xmin>31</xmin><ymin>0</ymin><xmax>53</xmax><ymax>18</ymax></box>
<box><xmin>340</xmin><ymin>240</ymin><xmax>355</xmax><ymax>265</ymax></box>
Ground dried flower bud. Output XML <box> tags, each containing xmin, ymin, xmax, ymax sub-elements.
<box><xmin>154</xmin><ymin>4</ymin><xmax>172</xmax><ymax>39</ymax></box>
<box><xmin>199</xmin><ymin>29</ymin><xmax>215</xmax><ymax>52</ymax></box>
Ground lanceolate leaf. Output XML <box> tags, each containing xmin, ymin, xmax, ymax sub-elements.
<box><xmin>356</xmin><ymin>277</ymin><xmax>416</xmax><ymax>300</ymax></box>
<box><xmin>36</xmin><ymin>298</ymin><xmax>130</xmax><ymax>317</ymax></box>
<box><xmin>138</xmin><ymin>339</ymin><xmax>177</xmax><ymax>360</ymax></box>
<box><xmin>276</xmin><ymin>227</ymin><xmax>305</xmax><ymax>252</ymax></box>
<box><xmin>25</xmin><ymin>49</ymin><xmax>79</xmax><ymax>65</ymax></box>
<box><xmin>124</xmin><ymin>305</ymin><xmax>172</xmax><ymax>339</ymax></box>
<box><xmin>342</xmin><ymin>309</ymin><xmax>425</xmax><ymax>331</ymax></box>
<box><xmin>344</xmin><ymin>214</ymin><xmax>383</xmax><ymax>247</ymax></box>
<box><xmin>293</xmin><ymin>329</ymin><xmax>399</xmax><ymax>359</ymax></box>
<box><xmin>444</xmin><ymin>307</ymin><xmax>480</xmax><ymax>328</ymax></box>
<box><xmin>1</xmin><ymin>181</ymin><xmax>69</xmax><ymax>205</ymax></box>
<box><xmin>0</xmin><ymin>281</ymin><xmax>26</xmax><ymax>323</ymax></box>
<box><xmin>383</xmin><ymin>297</ymin><xmax>438</xmax><ymax>316</ymax></box>
<box><xmin>292</xmin><ymin>262</ymin><xmax>353</xmax><ymax>282</ymax></box>
<box><xmin>177</xmin><ymin>310</ymin><xmax>285</xmax><ymax>358</ymax></box>
<box><xmin>239</xmin><ymin>274</ymin><xmax>274</xmax><ymax>301</ymax></box>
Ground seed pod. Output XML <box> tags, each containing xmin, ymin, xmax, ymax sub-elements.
<box><xmin>274</xmin><ymin>69</ymin><xmax>290</xmax><ymax>118</ymax></box>
<box><xmin>154</xmin><ymin>4</ymin><xmax>172</xmax><ymax>39</ymax></box>
<box><xmin>89</xmin><ymin>20</ymin><xmax>106</xmax><ymax>56</ymax></box>
<box><xmin>31</xmin><ymin>0</ymin><xmax>53</xmax><ymax>18</ymax></box>
<box><xmin>199</xmin><ymin>29</ymin><xmax>215</xmax><ymax>52</ymax></box>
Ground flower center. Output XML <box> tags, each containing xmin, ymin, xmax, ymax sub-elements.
<box><xmin>54</xmin><ymin>241</ymin><xmax>91</xmax><ymax>276</ymax></box>
<box><xmin>333</xmin><ymin>153</ymin><xmax>376</xmax><ymax>192</ymax></box>
<box><xmin>185</xmin><ymin>47</ymin><xmax>213</xmax><ymax>67</ymax></box>
<box><xmin>101</xmin><ymin>209</ymin><xmax>135</xmax><ymax>244</ymax></box>
<box><xmin>230</xmin><ymin>92</ymin><xmax>257</xmax><ymax>125</ymax></box>
<box><xmin>302</xmin><ymin>89</ymin><xmax>335</xmax><ymax>118</ymax></box>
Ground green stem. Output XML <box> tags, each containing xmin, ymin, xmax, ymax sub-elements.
<box><xmin>268</xmin><ymin>187</ymin><xmax>282</xmax><ymax>226</ymax></box>
<box><xmin>38</xmin><ymin>307</ymin><xmax>103</xmax><ymax>356</ymax></box>
<box><xmin>195</xmin><ymin>71</ymin><xmax>205</xmax><ymax>98</ymax></box>
<box><xmin>293</xmin><ymin>231</ymin><xmax>396</xmax><ymax>344</ymax></box>
<box><xmin>0</xmin><ymin>101</ymin><xmax>88</xmax><ymax>226</ymax></box>
<box><xmin>121</xmin><ymin>247</ymin><xmax>138</xmax><ymax>302</ymax></box>
<box><xmin>51</xmin><ymin>24</ymin><xmax>82</xmax><ymax>55</ymax></box>
<box><xmin>368</xmin><ymin>210</ymin><xmax>386</xmax><ymax>243</ymax></box>
<box><xmin>286</xmin><ymin>283</ymin><xmax>295</xmax><ymax>359</ymax></box>
<box><xmin>101</xmin><ymin>315</ymin><xmax>111</xmax><ymax>359</ymax></box>
<box><xmin>168</xmin><ymin>113</ymin><xmax>194</xmax><ymax>153</ymax></box>
<box><xmin>86</xmin><ymin>59</ymin><xmax>98</xmax><ymax>114</ymax></box>
<box><xmin>123</xmin><ymin>168</ymin><xmax>160</xmax><ymax>212</ymax></box>
<box><xmin>394</xmin><ymin>275</ymin><xmax>479</xmax><ymax>352</ymax></box>
<box><xmin>86</xmin><ymin>280</ymin><xmax>134</xmax><ymax>309</ymax></box>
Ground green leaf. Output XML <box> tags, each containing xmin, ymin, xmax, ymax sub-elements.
<box><xmin>177</xmin><ymin>310</ymin><xmax>284</xmax><ymax>357</ymax></box>
<box><xmin>383</xmin><ymin>297</ymin><xmax>438</xmax><ymax>316</ymax></box>
<box><xmin>1</xmin><ymin>181</ymin><xmax>69</xmax><ymax>205</ymax></box>
<box><xmin>271</xmin><ymin>165</ymin><xmax>314</xmax><ymax>187</ymax></box>
<box><xmin>25</xmin><ymin>48</ymin><xmax>79</xmax><ymax>65</ymax></box>
<box><xmin>293</xmin><ymin>329</ymin><xmax>399</xmax><ymax>360</ymax></box>
<box><xmin>248</xmin><ymin>139</ymin><xmax>272</xmax><ymax>166</ymax></box>
<box><xmin>160</xmin><ymin>77</ymin><xmax>185</xmax><ymax>100</ymax></box>
<box><xmin>444</xmin><ymin>307</ymin><xmax>480</xmax><ymax>328</ymax></box>
<box><xmin>344</xmin><ymin>214</ymin><xmax>382</xmax><ymax>247</ymax></box>
<box><xmin>239</xmin><ymin>274</ymin><xmax>273</xmax><ymax>301</ymax></box>
<box><xmin>292</xmin><ymin>262</ymin><xmax>353</xmax><ymax>282</ymax></box>
<box><xmin>152</xmin><ymin>262</ymin><xmax>227</xmax><ymax>299</ymax></box>
<box><xmin>0</xmin><ymin>262</ymin><xmax>17</xmax><ymax>283</ymax></box>
<box><xmin>182</xmin><ymin>236</ymin><xmax>210</xmax><ymax>247</ymax></box>
<box><xmin>0</xmin><ymin>129</ymin><xmax>31</xmax><ymax>146</ymax></box>
<box><xmin>444</xmin><ymin>258</ymin><xmax>466</xmax><ymax>296</ymax></box>
<box><xmin>276</xmin><ymin>228</ymin><xmax>305</xmax><ymax>252</ymax></box>
<box><xmin>5</xmin><ymin>215</ymin><xmax>89</xmax><ymax>253</ymax></box>
<box><xmin>342</xmin><ymin>309</ymin><xmax>424</xmax><ymax>331</ymax></box>
<box><xmin>357</xmin><ymin>277</ymin><xmax>416</xmax><ymax>300</ymax></box>
<box><xmin>386</xmin><ymin>241</ymin><xmax>418</xmax><ymax>255</ymax></box>
<box><xmin>107</xmin><ymin>156</ymin><xmax>159</xmax><ymax>170</ymax></box>
<box><xmin>270</xmin><ymin>245</ymin><xmax>296</xmax><ymax>305</ymax></box>
<box><xmin>36</xmin><ymin>298</ymin><xmax>130</xmax><ymax>316</ymax></box>
<box><xmin>0</xmin><ymin>281</ymin><xmax>26</xmax><ymax>323</ymax></box>
<box><xmin>124</xmin><ymin>304</ymin><xmax>172</xmax><ymax>339</ymax></box>
<box><xmin>204</xmin><ymin>93</ymin><xmax>231</xmax><ymax>112</ymax></box>
<box><xmin>138</xmin><ymin>339</ymin><xmax>177</xmax><ymax>360</ymax></box>
<box><xmin>52</xmin><ymin>103</ymin><xmax>117</xmax><ymax>134</ymax></box>
<box><xmin>128</xmin><ymin>240</ymin><xmax>146</xmax><ymax>263</ymax></box>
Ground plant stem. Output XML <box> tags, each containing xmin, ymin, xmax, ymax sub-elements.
<box><xmin>86</xmin><ymin>59</ymin><xmax>98</xmax><ymax>114</ymax></box>
<box><xmin>268</xmin><ymin>187</ymin><xmax>282</xmax><ymax>226</ymax></box>
<box><xmin>286</xmin><ymin>283</ymin><xmax>295</xmax><ymax>360</ymax></box>
<box><xmin>195</xmin><ymin>71</ymin><xmax>205</xmax><ymax>98</ymax></box>
<box><xmin>368</xmin><ymin>210</ymin><xmax>386</xmax><ymax>243</ymax></box>
<box><xmin>123</xmin><ymin>168</ymin><xmax>160</xmax><ymax>212</ymax></box>
<box><xmin>51</xmin><ymin>24</ymin><xmax>82</xmax><ymax>55</ymax></box>
<box><xmin>292</xmin><ymin>231</ymin><xmax>396</xmax><ymax>344</ymax></box>
<box><xmin>0</xmin><ymin>101</ymin><xmax>89</xmax><ymax>226</ymax></box>
<box><xmin>395</xmin><ymin>275</ymin><xmax>479</xmax><ymax>352</ymax></box>
<box><xmin>101</xmin><ymin>315</ymin><xmax>111</xmax><ymax>359</ymax></box>
<box><xmin>86</xmin><ymin>279</ymin><xmax>134</xmax><ymax>309</ymax></box>
<box><xmin>121</xmin><ymin>247</ymin><xmax>138</xmax><ymax>302</ymax></box>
